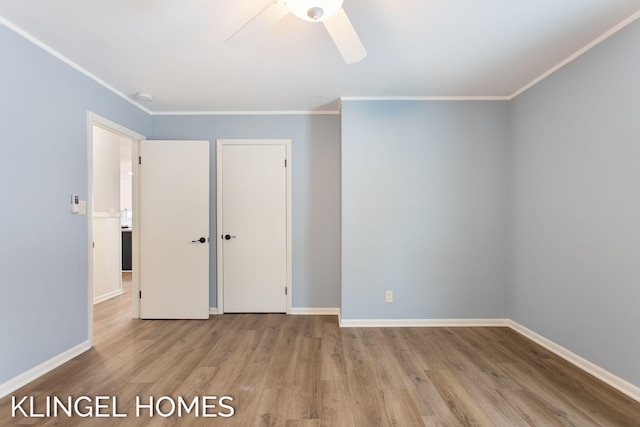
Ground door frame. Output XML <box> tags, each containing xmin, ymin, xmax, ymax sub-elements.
<box><xmin>216</xmin><ymin>139</ymin><xmax>292</xmax><ymax>314</ymax></box>
<box><xmin>87</xmin><ymin>112</ymin><xmax>145</xmax><ymax>344</ymax></box>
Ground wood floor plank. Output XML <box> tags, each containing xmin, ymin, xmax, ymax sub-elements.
<box><xmin>286</xmin><ymin>337</ymin><xmax>321</xmax><ymax>420</ymax></box>
<box><xmin>340</xmin><ymin>328</ymin><xmax>371</xmax><ymax>361</ymax></box>
<box><xmin>344</xmin><ymin>359</ymin><xmax>391</xmax><ymax>426</ymax></box>
<box><xmin>319</xmin><ymin>380</ymin><xmax>356</xmax><ymax>427</ymax></box>
<box><xmin>441</xmin><ymin>363</ymin><xmax>528</xmax><ymax>426</ymax></box>
<box><xmin>498</xmin><ymin>361</ymin><xmax>602</xmax><ymax>426</ymax></box>
<box><xmin>426</xmin><ymin>369</ymin><xmax>496</xmax><ymax>426</ymax></box>
<box><xmin>523</xmin><ymin>356</ymin><xmax>640</xmax><ymax>425</ymax></box>
<box><xmin>461</xmin><ymin>327</ymin><xmax>520</xmax><ymax>364</ymax></box>
<box><xmin>285</xmin><ymin>420</ymin><xmax>320</xmax><ymax>427</ymax></box>
<box><xmin>203</xmin><ymin>331</ymin><xmax>262</xmax><ymax>392</ymax></box>
<box><xmin>406</xmin><ymin>328</ymin><xmax>455</xmax><ymax>371</ymax></box>
<box><xmin>263</xmin><ymin>319</ymin><xmax>303</xmax><ymax>390</ymax></box>
<box><xmin>381</xmin><ymin>389</ymin><xmax>426</xmax><ymax>427</ymax></box>
<box><xmin>376</xmin><ymin>329</ymin><xmax>456</xmax><ymax>418</ymax></box>
<box><xmin>436</xmin><ymin>328</ymin><xmax>521</xmax><ymax>392</ymax></box>
<box><xmin>319</xmin><ymin>322</ymin><xmax>348</xmax><ymax>382</ymax></box>
<box><xmin>251</xmin><ymin>388</ymin><xmax>289</xmax><ymax>427</ymax></box>
<box><xmin>497</xmin><ymin>388</ymin><xmax>569</xmax><ymax>427</ymax></box>
<box><xmin>422</xmin><ymin>415</ymin><xmax>468</xmax><ymax>426</ymax></box>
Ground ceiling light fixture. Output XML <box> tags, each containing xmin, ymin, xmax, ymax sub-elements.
<box><xmin>285</xmin><ymin>0</ymin><xmax>343</xmax><ymax>22</ymax></box>
<box><xmin>133</xmin><ymin>91</ymin><xmax>153</xmax><ymax>102</ymax></box>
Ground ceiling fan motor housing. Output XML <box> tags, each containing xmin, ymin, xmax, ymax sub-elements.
<box><xmin>307</xmin><ymin>7</ymin><xmax>324</xmax><ymax>20</ymax></box>
<box><xmin>287</xmin><ymin>0</ymin><xmax>343</xmax><ymax>22</ymax></box>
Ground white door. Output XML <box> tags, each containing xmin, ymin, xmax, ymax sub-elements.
<box><xmin>217</xmin><ymin>140</ymin><xmax>290</xmax><ymax>313</ymax></box>
<box><xmin>139</xmin><ymin>140</ymin><xmax>210</xmax><ymax>319</ymax></box>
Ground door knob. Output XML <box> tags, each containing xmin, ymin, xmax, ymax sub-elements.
<box><xmin>224</xmin><ymin>234</ymin><xmax>236</xmax><ymax>240</ymax></box>
<box><xmin>192</xmin><ymin>237</ymin><xmax>206</xmax><ymax>243</ymax></box>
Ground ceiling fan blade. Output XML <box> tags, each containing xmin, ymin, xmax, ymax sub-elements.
<box><xmin>225</xmin><ymin>1</ymin><xmax>290</xmax><ymax>48</ymax></box>
<box><xmin>322</xmin><ymin>8</ymin><xmax>367</xmax><ymax>64</ymax></box>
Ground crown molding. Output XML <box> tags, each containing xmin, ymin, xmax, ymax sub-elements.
<box><xmin>0</xmin><ymin>16</ymin><xmax>152</xmax><ymax>115</ymax></box>
<box><xmin>341</xmin><ymin>96</ymin><xmax>509</xmax><ymax>102</ymax></box>
<box><xmin>150</xmin><ymin>110</ymin><xmax>340</xmax><ymax>116</ymax></box>
<box><xmin>510</xmin><ymin>9</ymin><xmax>640</xmax><ymax>99</ymax></box>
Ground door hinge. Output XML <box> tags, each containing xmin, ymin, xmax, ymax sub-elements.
<box><xmin>284</xmin><ymin>159</ymin><xmax>287</xmax><ymax>167</ymax></box>
<box><xmin>285</xmin><ymin>287</ymin><xmax>288</xmax><ymax>295</ymax></box>
<box><xmin>139</xmin><ymin>290</ymin><xmax>142</xmax><ymax>299</ymax></box>
<box><xmin>138</xmin><ymin>156</ymin><xmax>142</xmax><ymax>165</ymax></box>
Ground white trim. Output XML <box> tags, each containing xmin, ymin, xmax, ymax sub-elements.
<box><xmin>131</xmin><ymin>139</ymin><xmax>141</xmax><ymax>319</ymax></box>
<box><xmin>339</xmin><ymin>318</ymin><xmax>510</xmax><ymax>328</ymax></box>
<box><xmin>216</xmin><ymin>139</ymin><xmax>293</xmax><ymax>315</ymax></box>
<box><xmin>152</xmin><ymin>110</ymin><xmax>340</xmax><ymax>116</ymax></box>
<box><xmin>87</xmin><ymin>115</ymin><xmax>95</xmax><ymax>346</ymax></box>
<box><xmin>209</xmin><ymin>307</ymin><xmax>218</xmax><ymax>315</ymax></box>
<box><xmin>88</xmin><ymin>113</ymin><xmax>146</xmax><ymax>335</ymax></box>
<box><xmin>0</xmin><ymin>18</ymin><xmax>151</xmax><ymax>115</ymax></box>
<box><xmin>341</xmin><ymin>96</ymin><xmax>509</xmax><ymax>102</ymax></box>
<box><xmin>285</xmin><ymin>140</ymin><xmax>293</xmax><ymax>314</ymax></box>
<box><xmin>88</xmin><ymin>113</ymin><xmax>146</xmax><ymax>141</ymax></box>
<box><xmin>291</xmin><ymin>307</ymin><xmax>341</xmax><ymax>315</ymax></box>
<box><xmin>508</xmin><ymin>321</ymin><xmax>640</xmax><ymax>403</ymax></box>
<box><xmin>92</xmin><ymin>211</ymin><xmax>121</xmax><ymax>218</ymax></box>
<box><xmin>511</xmin><ymin>10</ymin><xmax>640</xmax><ymax>99</ymax></box>
<box><xmin>93</xmin><ymin>289</ymin><xmax>124</xmax><ymax>304</ymax></box>
<box><xmin>0</xmin><ymin>340</ymin><xmax>90</xmax><ymax>399</ymax></box>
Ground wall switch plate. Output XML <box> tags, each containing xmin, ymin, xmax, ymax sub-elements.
<box><xmin>79</xmin><ymin>200</ymin><xmax>87</xmax><ymax>215</ymax></box>
<box><xmin>385</xmin><ymin>291</ymin><xmax>393</xmax><ymax>303</ymax></box>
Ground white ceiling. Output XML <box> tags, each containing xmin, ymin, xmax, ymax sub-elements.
<box><xmin>1</xmin><ymin>0</ymin><xmax>640</xmax><ymax>113</ymax></box>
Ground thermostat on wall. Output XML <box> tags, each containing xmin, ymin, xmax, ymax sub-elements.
<box><xmin>71</xmin><ymin>194</ymin><xmax>87</xmax><ymax>215</ymax></box>
<box><xmin>71</xmin><ymin>194</ymin><xmax>79</xmax><ymax>214</ymax></box>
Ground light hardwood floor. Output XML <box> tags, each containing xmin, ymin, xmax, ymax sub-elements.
<box><xmin>2</xmin><ymin>275</ymin><xmax>640</xmax><ymax>426</ymax></box>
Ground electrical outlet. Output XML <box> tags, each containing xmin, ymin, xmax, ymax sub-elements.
<box><xmin>385</xmin><ymin>291</ymin><xmax>393</xmax><ymax>303</ymax></box>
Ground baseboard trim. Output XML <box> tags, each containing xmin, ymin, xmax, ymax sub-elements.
<box><xmin>508</xmin><ymin>320</ymin><xmax>640</xmax><ymax>403</ymax></box>
<box><xmin>93</xmin><ymin>288</ymin><xmax>124</xmax><ymax>305</ymax></box>
<box><xmin>209</xmin><ymin>308</ymin><xmax>341</xmax><ymax>316</ymax></box>
<box><xmin>0</xmin><ymin>340</ymin><xmax>91</xmax><ymax>399</ymax></box>
<box><xmin>339</xmin><ymin>318</ymin><xmax>510</xmax><ymax>328</ymax></box>
<box><xmin>291</xmin><ymin>308</ymin><xmax>341</xmax><ymax>315</ymax></box>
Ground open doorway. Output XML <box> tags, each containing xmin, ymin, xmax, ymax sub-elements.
<box><xmin>88</xmin><ymin>113</ymin><xmax>144</xmax><ymax>344</ymax></box>
<box><xmin>92</xmin><ymin>125</ymin><xmax>127</xmax><ymax>304</ymax></box>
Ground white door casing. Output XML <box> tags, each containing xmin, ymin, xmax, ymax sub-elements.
<box><xmin>139</xmin><ymin>140</ymin><xmax>210</xmax><ymax>319</ymax></box>
<box><xmin>87</xmin><ymin>112</ymin><xmax>146</xmax><ymax>342</ymax></box>
<box><xmin>216</xmin><ymin>139</ymin><xmax>292</xmax><ymax>314</ymax></box>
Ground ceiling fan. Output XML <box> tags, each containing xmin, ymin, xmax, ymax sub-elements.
<box><xmin>226</xmin><ymin>0</ymin><xmax>367</xmax><ymax>64</ymax></box>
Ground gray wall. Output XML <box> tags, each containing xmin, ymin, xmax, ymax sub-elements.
<box><xmin>150</xmin><ymin>114</ymin><xmax>341</xmax><ymax>309</ymax></box>
<box><xmin>0</xmin><ymin>23</ymin><xmax>150</xmax><ymax>384</ymax></box>
<box><xmin>341</xmin><ymin>100</ymin><xmax>509</xmax><ymax>320</ymax></box>
<box><xmin>508</xmin><ymin>19</ymin><xmax>640</xmax><ymax>386</ymax></box>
